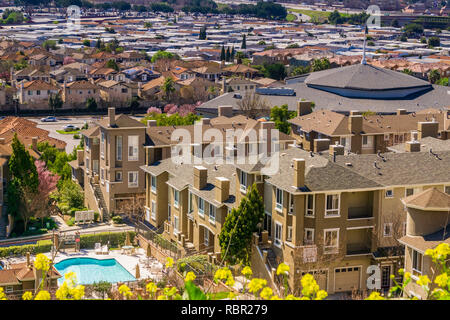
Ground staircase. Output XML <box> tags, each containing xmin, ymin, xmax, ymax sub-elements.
<box><xmin>183</xmin><ymin>241</ymin><xmax>197</xmax><ymax>256</ymax></box>
<box><xmin>93</xmin><ymin>184</ymin><xmax>110</xmax><ymax>222</ymax></box>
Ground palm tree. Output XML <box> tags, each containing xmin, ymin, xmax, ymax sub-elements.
<box><xmin>162</xmin><ymin>77</ymin><xmax>175</xmax><ymax>102</ymax></box>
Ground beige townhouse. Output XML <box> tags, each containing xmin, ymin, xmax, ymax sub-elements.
<box><xmin>62</xmin><ymin>80</ymin><xmax>101</xmax><ymax>107</ymax></box>
<box><xmin>16</xmin><ymin>80</ymin><xmax>60</xmax><ymax>106</ymax></box>
<box><xmin>288</xmin><ymin>104</ymin><xmax>450</xmax><ymax>154</ymax></box>
<box><xmin>398</xmin><ymin>188</ymin><xmax>450</xmax><ymax>299</ymax></box>
<box><xmin>98</xmin><ymin>80</ymin><xmax>133</xmax><ymax>105</ymax></box>
<box><xmin>79</xmin><ymin>108</ymin><xmax>147</xmax><ymax>220</ymax></box>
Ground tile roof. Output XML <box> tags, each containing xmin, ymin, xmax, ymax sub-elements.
<box><xmin>402</xmin><ymin>188</ymin><xmax>450</xmax><ymax>211</ymax></box>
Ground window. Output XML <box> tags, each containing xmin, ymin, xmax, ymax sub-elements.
<box><xmin>115</xmin><ymin>171</ymin><xmax>122</xmax><ymax>182</ymax></box>
<box><xmin>362</xmin><ymin>135</ymin><xmax>373</xmax><ymax>148</ymax></box>
<box><xmin>36</xmin><ymin>90</ymin><xmax>41</xmax><ymax>95</ymax></box>
<box><xmin>445</xmin><ymin>186</ymin><xmax>450</xmax><ymax>195</ymax></box>
<box><xmin>325</xmin><ymin>194</ymin><xmax>340</xmax><ymax>217</ymax></box>
<box><xmin>239</xmin><ymin>171</ymin><xmax>247</xmax><ymax>193</ymax></box>
<box><xmin>173</xmin><ymin>215</ymin><xmax>179</xmax><ymax>234</ymax></box>
<box><xmin>275</xmin><ymin>188</ymin><xmax>283</xmax><ymax>212</ymax></box>
<box><xmin>116</xmin><ymin>136</ymin><xmax>122</xmax><ymax>161</ymax></box>
<box><xmin>385</xmin><ymin>189</ymin><xmax>394</xmax><ymax>198</ymax></box>
<box><xmin>128</xmin><ymin>171</ymin><xmax>138</xmax><ymax>187</ymax></box>
<box><xmin>100</xmin><ymin>131</ymin><xmax>105</xmax><ymax>157</ymax></box>
<box><xmin>128</xmin><ymin>135</ymin><xmax>139</xmax><ymax>161</ymax></box>
<box><xmin>209</xmin><ymin>203</ymin><xmax>216</xmax><ymax>224</ymax></box>
<box><xmin>151</xmin><ymin>175</ymin><xmax>157</xmax><ymax>193</ymax></box>
<box><xmin>287</xmin><ymin>226</ymin><xmax>293</xmax><ymax>242</ymax></box>
<box><xmin>306</xmin><ymin>194</ymin><xmax>314</xmax><ymax>217</ymax></box>
<box><xmin>405</xmin><ymin>188</ymin><xmax>414</xmax><ymax>197</ymax></box>
<box><xmin>264</xmin><ymin>212</ymin><xmax>272</xmax><ymax>237</ymax></box>
<box><xmin>5</xmin><ymin>286</ymin><xmax>13</xmax><ymax>293</ymax></box>
<box><xmin>173</xmin><ymin>189</ymin><xmax>179</xmax><ymax>208</ymax></box>
<box><xmin>204</xmin><ymin>228</ymin><xmax>209</xmax><ymax>247</ymax></box>
<box><xmin>274</xmin><ymin>222</ymin><xmax>282</xmax><ymax>247</ymax></box>
<box><xmin>188</xmin><ymin>191</ymin><xmax>193</xmax><ymax>213</ymax></box>
<box><xmin>324</xmin><ymin>229</ymin><xmax>339</xmax><ymax>254</ymax></box>
<box><xmin>100</xmin><ymin>168</ymin><xmax>105</xmax><ymax>183</ymax></box>
<box><xmin>304</xmin><ymin>228</ymin><xmax>314</xmax><ymax>245</ymax></box>
<box><xmin>412</xmin><ymin>249</ymin><xmax>423</xmax><ymax>275</ymax></box>
<box><xmin>383</xmin><ymin>223</ymin><xmax>393</xmax><ymax>237</ymax></box>
<box><xmin>86</xmin><ymin>157</ymin><xmax>90</xmax><ymax>172</ymax></box>
<box><xmin>288</xmin><ymin>193</ymin><xmax>294</xmax><ymax>214</ymax></box>
<box><xmin>198</xmin><ymin>197</ymin><xmax>205</xmax><ymax>216</ymax></box>
<box><xmin>93</xmin><ymin>160</ymin><xmax>99</xmax><ymax>174</ymax></box>
<box><xmin>151</xmin><ymin>200</ymin><xmax>156</xmax><ymax>221</ymax></box>
<box><xmin>168</xmin><ymin>204</ymin><xmax>171</xmax><ymax>223</ymax></box>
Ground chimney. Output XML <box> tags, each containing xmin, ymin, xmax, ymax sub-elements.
<box><xmin>313</xmin><ymin>138</ymin><xmax>330</xmax><ymax>152</ymax></box>
<box><xmin>201</xmin><ymin>118</ymin><xmax>210</xmax><ymax>125</ymax></box>
<box><xmin>147</xmin><ymin>120</ymin><xmax>157</xmax><ymax>127</ymax></box>
<box><xmin>26</xmin><ymin>252</ymin><xmax>31</xmax><ymax>267</ymax></box>
<box><xmin>260</xmin><ymin>121</ymin><xmax>275</xmax><ymax>155</ymax></box>
<box><xmin>397</xmin><ymin>109</ymin><xmax>407</xmax><ymax>115</ymax></box>
<box><xmin>417</xmin><ymin>121</ymin><xmax>439</xmax><ymax>139</ymax></box>
<box><xmin>293</xmin><ymin>158</ymin><xmax>305</xmax><ymax>189</ymax></box>
<box><xmin>405</xmin><ymin>130</ymin><xmax>420</xmax><ymax>152</ymax></box>
<box><xmin>108</xmin><ymin>107</ymin><xmax>116</xmax><ymax>127</ymax></box>
<box><xmin>193</xmin><ymin>166</ymin><xmax>207</xmax><ymax>190</ymax></box>
<box><xmin>329</xmin><ymin>142</ymin><xmax>344</xmax><ymax>156</ymax></box>
<box><xmin>297</xmin><ymin>100</ymin><xmax>312</xmax><ymax>116</ymax></box>
<box><xmin>215</xmin><ymin>177</ymin><xmax>230</xmax><ymax>203</ymax></box>
<box><xmin>348</xmin><ymin>115</ymin><xmax>363</xmax><ymax>134</ymax></box>
<box><xmin>350</xmin><ymin>110</ymin><xmax>362</xmax><ymax>116</ymax></box>
<box><xmin>32</xmin><ymin>137</ymin><xmax>38</xmax><ymax>151</ymax></box>
<box><xmin>218</xmin><ymin>105</ymin><xmax>233</xmax><ymax>117</ymax></box>
<box><xmin>0</xmin><ymin>138</ymin><xmax>5</xmax><ymax>145</ymax></box>
<box><xmin>77</xmin><ymin>149</ymin><xmax>84</xmax><ymax>166</ymax></box>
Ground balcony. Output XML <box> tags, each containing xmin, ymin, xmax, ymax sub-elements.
<box><xmin>346</xmin><ymin>244</ymin><xmax>371</xmax><ymax>256</ymax></box>
<box><xmin>348</xmin><ymin>206</ymin><xmax>373</xmax><ymax>219</ymax></box>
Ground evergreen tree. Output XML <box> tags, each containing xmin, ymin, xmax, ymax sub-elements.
<box><xmin>199</xmin><ymin>25</ymin><xmax>207</xmax><ymax>40</ymax></box>
<box><xmin>219</xmin><ymin>183</ymin><xmax>264</xmax><ymax>265</ymax></box>
<box><xmin>270</xmin><ymin>104</ymin><xmax>296</xmax><ymax>134</ymax></box>
<box><xmin>241</xmin><ymin>34</ymin><xmax>246</xmax><ymax>49</ymax></box>
<box><xmin>225</xmin><ymin>47</ymin><xmax>230</xmax><ymax>62</ymax></box>
<box><xmin>220</xmin><ymin>45</ymin><xmax>225</xmax><ymax>61</ymax></box>
<box><xmin>8</xmin><ymin>133</ymin><xmax>38</xmax><ymax>192</ymax></box>
<box><xmin>231</xmin><ymin>46</ymin><xmax>236</xmax><ymax>61</ymax></box>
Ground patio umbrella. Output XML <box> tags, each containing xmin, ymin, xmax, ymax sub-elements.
<box><xmin>146</xmin><ymin>244</ymin><xmax>152</xmax><ymax>257</ymax></box>
<box><xmin>125</xmin><ymin>232</ymin><xmax>131</xmax><ymax>246</ymax></box>
<box><xmin>135</xmin><ymin>263</ymin><xmax>140</xmax><ymax>279</ymax></box>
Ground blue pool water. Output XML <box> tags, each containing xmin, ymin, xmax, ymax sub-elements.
<box><xmin>54</xmin><ymin>257</ymin><xmax>136</xmax><ymax>285</ymax></box>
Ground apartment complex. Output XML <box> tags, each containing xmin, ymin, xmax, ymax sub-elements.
<box><xmin>288</xmin><ymin>105</ymin><xmax>450</xmax><ymax>154</ymax></box>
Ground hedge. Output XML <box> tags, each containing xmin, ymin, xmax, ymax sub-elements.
<box><xmin>0</xmin><ymin>231</ymin><xmax>136</xmax><ymax>257</ymax></box>
<box><xmin>0</xmin><ymin>240</ymin><xmax>53</xmax><ymax>258</ymax></box>
<box><xmin>79</xmin><ymin>231</ymin><xmax>136</xmax><ymax>249</ymax></box>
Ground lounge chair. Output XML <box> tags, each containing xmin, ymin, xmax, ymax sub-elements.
<box><xmin>95</xmin><ymin>243</ymin><xmax>101</xmax><ymax>254</ymax></box>
<box><xmin>101</xmin><ymin>245</ymin><xmax>109</xmax><ymax>255</ymax></box>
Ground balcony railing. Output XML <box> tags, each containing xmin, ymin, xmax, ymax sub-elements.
<box><xmin>346</xmin><ymin>244</ymin><xmax>371</xmax><ymax>256</ymax></box>
<box><xmin>348</xmin><ymin>207</ymin><xmax>373</xmax><ymax>219</ymax></box>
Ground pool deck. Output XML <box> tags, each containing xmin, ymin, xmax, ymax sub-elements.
<box><xmin>1</xmin><ymin>248</ymin><xmax>165</xmax><ymax>286</ymax></box>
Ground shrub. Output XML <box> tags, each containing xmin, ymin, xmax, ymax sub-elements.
<box><xmin>79</xmin><ymin>231</ymin><xmax>135</xmax><ymax>249</ymax></box>
<box><xmin>111</xmin><ymin>215</ymin><xmax>123</xmax><ymax>224</ymax></box>
<box><xmin>73</xmin><ymin>134</ymin><xmax>80</xmax><ymax>139</ymax></box>
<box><xmin>0</xmin><ymin>240</ymin><xmax>52</xmax><ymax>258</ymax></box>
<box><xmin>94</xmin><ymin>212</ymin><xmax>100</xmax><ymax>222</ymax></box>
<box><xmin>67</xmin><ymin>217</ymin><xmax>75</xmax><ymax>226</ymax></box>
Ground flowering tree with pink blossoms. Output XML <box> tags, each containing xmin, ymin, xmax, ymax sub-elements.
<box><xmin>146</xmin><ymin>107</ymin><xmax>162</xmax><ymax>114</ymax></box>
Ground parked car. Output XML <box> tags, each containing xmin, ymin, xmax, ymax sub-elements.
<box><xmin>41</xmin><ymin>116</ymin><xmax>57</xmax><ymax>122</ymax></box>
<box><xmin>63</xmin><ymin>124</ymin><xmax>79</xmax><ymax>132</ymax></box>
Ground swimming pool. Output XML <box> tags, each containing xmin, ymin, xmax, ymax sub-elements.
<box><xmin>54</xmin><ymin>257</ymin><xmax>136</xmax><ymax>285</ymax></box>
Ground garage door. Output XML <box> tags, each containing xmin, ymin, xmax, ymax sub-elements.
<box><xmin>301</xmin><ymin>270</ymin><xmax>327</xmax><ymax>291</ymax></box>
<box><xmin>334</xmin><ymin>267</ymin><xmax>360</xmax><ymax>292</ymax></box>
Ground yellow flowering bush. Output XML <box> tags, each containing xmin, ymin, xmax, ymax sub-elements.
<box><xmin>146</xmin><ymin>282</ymin><xmax>158</xmax><ymax>297</ymax></box>
<box><xmin>118</xmin><ymin>284</ymin><xmax>132</xmax><ymax>299</ymax></box>
<box><xmin>247</xmin><ymin>278</ymin><xmax>267</xmax><ymax>294</ymax></box>
<box><xmin>0</xmin><ymin>287</ymin><xmax>7</xmax><ymax>300</ymax></box>
<box><xmin>241</xmin><ymin>266</ymin><xmax>253</xmax><ymax>278</ymax></box>
<box><xmin>185</xmin><ymin>272</ymin><xmax>196</xmax><ymax>282</ymax></box>
<box><xmin>22</xmin><ymin>291</ymin><xmax>33</xmax><ymax>300</ymax></box>
<box><xmin>366</xmin><ymin>291</ymin><xmax>385</xmax><ymax>300</ymax></box>
<box><xmin>34</xmin><ymin>290</ymin><xmax>51</xmax><ymax>300</ymax></box>
<box><xmin>276</xmin><ymin>263</ymin><xmax>290</xmax><ymax>276</ymax></box>
<box><xmin>55</xmin><ymin>272</ymin><xmax>85</xmax><ymax>300</ymax></box>
<box><xmin>34</xmin><ymin>254</ymin><xmax>50</xmax><ymax>272</ymax></box>
<box><xmin>260</xmin><ymin>287</ymin><xmax>273</xmax><ymax>300</ymax></box>
<box><xmin>214</xmin><ymin>267</ymin><xmax>235</xmax><ymax>287</ymax></box>
<box><xmin>165</xmin><ymin>257</ymin><xmax>174</xmax><ymax>269</ymax></box>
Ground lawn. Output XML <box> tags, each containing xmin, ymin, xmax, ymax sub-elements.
<box><xmin>286</xmin><ymin>13</ymin><xmax>297</xmax><ymax>22</ymax></box>
<box><xmin>56</xmin><ymin>130</ymin><xmax>80</xmax><ymax>134</ymax></box>
<box><xmin>288</xmin><ymin>8</ymin><xmax>350</xmax><ymax>22</ymax></box>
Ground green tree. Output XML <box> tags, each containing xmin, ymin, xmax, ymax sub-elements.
<box><xmin>128</xmin><ymin>96</ymin><xmax>140</xmax><ymax>115</ymax></box>
<box><xmin>428</xmin><ymin>36</ymin><xmax>440</xmax><ymax>48</ymax></box>
<box><xmin>403</xmin><ymin>23</ymin><xmax>424</xmax><ymax>38</ymax></box>
<box><xmin>106</xmin><ymin>59</ymin><xmax>119</xmax><ymax>71</ymax></box>
<box><xmin>270</xmin><ymin>104</ymin><xmax>296</xmax><ymax>134</ymax></box>
<box><xmin>42</xmin><ymin>40</ymin><xmax>57</xmax><ymax>51</ymax></box>
<box><xmin>402</xmin><ymin>68</ymin><xmax>413</xmax><ymax>75</ymax></box>
<box><xmin>428</xmin><ymin>69</ymin><xmax>441</xmax><ymax>84</ymax></box>
<box><xmin>220</xmin><ymin>45</ymin><xmax>225</xmax><ymax>61</ymax></box>
<box><xmin>48</xmin><ymin>93</ymin><xmax>63</xmax><ymax>115</ymax></box>
<box><xmin>82</xmin><ymin>39</ymin><xmax>90</xmax><ymax>47</ymax></box>
<box><xmin>225</xmin><ymin>47</ymin><xmax>230</xmax><ymax>62</ymax></box>
<box><xmin>162</xmin><ymin>77</ymin><xmax>176</xmax><ymax>102</ymax></box>
<box><xmin>311</xmin><ymin>58</ymin><xmax>331</xmax><ymax>72</ymax></box>
<box><xmin>241</xmin><ymin>34</ymin><xmax>246</xmax><ymax>49</ymax></box>
<box><xmin>151</xmin><ymin>50</ymin><xmax>175</xmax><ymax>63</ymax></box>
<box><xmin>86</xmin><ymin>97</ymin><xmax>97</xmax><ymax>112</ymax></box>
<box><xmin>8</xmin><ymin>134</ymin><xmax>38</xmax><ymax>192</ymax></box>
<box><xmin>263</xmin><ymin>62</ymin><xmax>286</xmax><ymax>80</ymax></box>
<box><xmin>391</xmin><ymin>19</ymin><xmax>399</xmax><ymax>28</ymax></box>
<box><xmin>199</xmin><ymin>25</ymin><xmax>207</xmax><ymax>40</ymax></box>
<box><xmin>219</xmin><ymin>183</ymin><xmax>264</xmax><ymax>265</ymax></box>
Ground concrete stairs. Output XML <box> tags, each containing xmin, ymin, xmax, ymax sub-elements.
<box><xmin>0</xmin><ymin>206</ymin><xmax>8</xmax><ymax>239</ymax></box>
<box><xmin>93</xmin><ymin>184</ymin><xmax>109</xmax><ymax>222</ymax></box>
